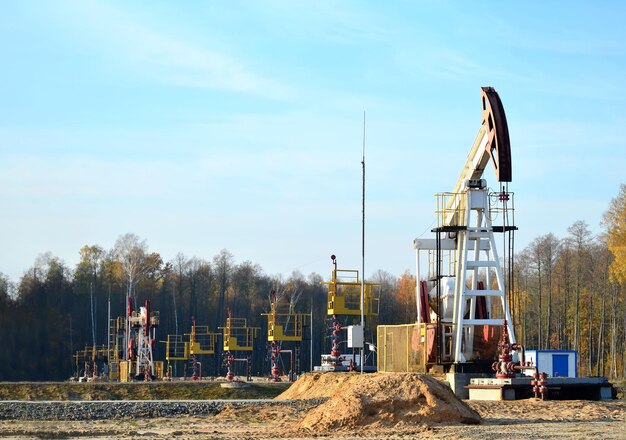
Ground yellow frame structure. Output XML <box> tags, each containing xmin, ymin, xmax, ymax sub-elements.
<box><xmin>73</xmin><ymin>345</ymin><xmax>109</xmax><ymax>373</ymax></box>
<box><xmin>322</xmin><ymin>269</ymin><xmax>380</xmax><ymax>316</ymax></box>
<box><xmin>162</xmin><ymin>324</ymin><xmax>220</xmax><ymax>360</ymax></box>
<box><xmin>220</xmin><ymin>317</ymin><xmax>259</xmax><ymax>351</ymax></box>
<box><xmin>187</xmin><ymin>325</ymin><xmax>219</xmax><ymax>355</ymax></box>
<box><xmin>262</xmin><ymin>304</ymin><xmax>306</xmax><ymax>342</ymax></box>
<box><xmin>162</xmin><ymin>334</ymin><xmax>189</xmax><ymax>361</ymax></box>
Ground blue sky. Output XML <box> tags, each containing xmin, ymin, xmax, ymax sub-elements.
<box><xmin>1</xmin><ymin>1</ymin><xmax>624</xmax><ymax>283</ymax></box>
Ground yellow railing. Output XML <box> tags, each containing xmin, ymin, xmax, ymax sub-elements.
<box><xmin>220</xmin><ymin>317</ymin><xmax>259</xmax><ymax>351</ymax></box>
<box><xmin>187</xmin><ymin>325</ymin><xmax>219</xmax><ymax>355</ymax></box>
<box><xmin>262</xmin><ymin>306</ymin><xmax>307</xmax><ymax>342</ymax></box>
<box><xmin>322</xmin><ymin>269</ymin><xmax>381</xmax><ymax>316</ymax></box>
<box><xmin>162</xmin><ymin>334</ymin><xmax>189</xmax><ymax>361</ymax></box>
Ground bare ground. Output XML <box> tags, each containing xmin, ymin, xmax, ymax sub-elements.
<box><xmin>0</xmin><ymin>399</ymin><xmax>623</xmax><ymax>439</ymax></box>
<box><xmin>0</xmin><ymin>373</ymin><xmax>623</xmax><ymax>439</ymax></box>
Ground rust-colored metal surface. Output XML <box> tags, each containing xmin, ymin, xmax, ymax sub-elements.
<box><xmin>481</xmin><ymin>86</ymin><xmax>511</xmax><ymax>182</ymax></box>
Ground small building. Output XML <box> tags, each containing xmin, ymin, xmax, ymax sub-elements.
<box><xmin>522</xmin><ymin>350</ymin><xmax>577</xmax><ymax>378</ymax></box>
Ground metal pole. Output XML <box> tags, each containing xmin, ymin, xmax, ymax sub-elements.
<box><xmin>107</xmin><ymin>287</ymin><xmax>111</xmax><ymax>378</ymax></box>
<box><xmin>360</xmin><ymin>111</ymin><xmax>365</xmax><ymax>374</ymax></box>
<box><xmin>310</xmin><ymin>303</ymin><xmax>313</xmax><ymax>371</ymax></box>
<box><xmin>68</xmin><ymin>314</ymin><xmax>73</xmax><ymax>377</ymax></box>
<box><xmin>415</xmin><ymin>248</ymin><xmax>421</xmax><ymax>325</ymax></box>
<box><xmin>436</xmin><ymin>231</ymin><xmax>441</xmax><ymax>365</ymax></box>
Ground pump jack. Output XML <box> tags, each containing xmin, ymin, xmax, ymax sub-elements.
<box><xmin>413</xmin><ymin>87</ymin><xmax>517</xmax><ymax>368</ymax></box>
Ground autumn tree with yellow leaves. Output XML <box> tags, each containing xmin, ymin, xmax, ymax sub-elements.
<box><xmin>603</xmin><ymin>184</ymin><xmax>626</xmax><ymax>284</ymax></box>
<box><xmin>601</xmin><ymin>184</ymin><xmax>626</xmax><ymax>378</ymax></box>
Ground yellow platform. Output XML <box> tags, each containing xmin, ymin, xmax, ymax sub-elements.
<box><xmin>221</xmin><ymin>317</ymin><xmax>259</xmax><ymax>351</ymax></box>
<box><xmin>323</xmin><ymin>269</ymin><xmax>380</xmax><ymax>316</ymax></box>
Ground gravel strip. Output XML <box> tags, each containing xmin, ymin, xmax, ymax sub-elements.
<box><xmin>0</xmin><ymin>399</ymin><xmax>326</xmax><ymax>421</ymax></box>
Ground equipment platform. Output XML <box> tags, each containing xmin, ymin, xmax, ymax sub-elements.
<box><xmin>466</xmin><ymin>377</ymin><xmax>614</xmax><ymax>401</ymax></box>
<box><xmin>313</xmin><ymin>365</ymin><xmax>377</xmax><ymax>372</ymax></box>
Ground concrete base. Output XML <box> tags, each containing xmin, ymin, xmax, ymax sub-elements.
<box><xmin>468</xmin><ymin>386</ymin><xmax>516</xmax><ymax>401</ymax></box>
<box><xmin>220</xmin><ymin>381</ymin><xmax>250</xmax><ymax>388</ymax></box>
<box><xmin>599</xmin><ymin>385</ymin><xmax>613</xmax><ymax>399</ymax></box>
<box><xmin>313</xmin><ymin>365</ymin><xmax>377</xmax><ymax>372</ymax></box>
<box><xmin>467</xmin><ymin>376</ymin><xmax>614</xmax><ymax>401</ymax></box>
<box><xmin>445</xmin><ymin>372</ymin><xmax>492</xmax><ymax>399</ymax></box>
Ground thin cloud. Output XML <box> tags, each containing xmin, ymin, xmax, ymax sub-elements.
<box><xmin>257</xmin><ymin>0</ymin><xmax>394</xmax><ymax>44</ymax></box>
<box><xmin>59</xmin><ymin>0</ymin><xmax>291</xmax><ymax>99</ymax></box>
<box><xmin>116</xmin><ymin>24</ymin><xmax>290</xmax><ymax>98</ymax></box>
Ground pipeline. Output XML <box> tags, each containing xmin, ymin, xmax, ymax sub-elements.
<box><xmin>191</xmin><ymin>355</ymin><xmax>199</xmax><ymax>381</ymax></box>
<box><xmin>531</xmin><ymin>372</ymin><xmax>549</xmax><ymax>400</ymax></box>
<box><xmin>492</xmin><ymin>320</ymin><xmax>550</xmax><ymax>399</ymax></box>
<box><xmin>492</xmin><ymin>319</ymin><xmax>516</xmax><ymax>378</ymax></box>
<box><xmin>330</xmin><ymin>315</ymin><xmax>342</xmax><ymax>366</ymax></box>
<box><xmin>270</xmin><ymin>342</ymin><xmax>282</xmax><ymax>382</ymax></box>
<box><xmin>164</xmin><ymin>363</ymin><xmax>172</xmax><ymax>381</ymax></box>
<box><xmin>225</xmin><ymin>351</ymin><xmax>235</xmax><ymax>382</ymax></box>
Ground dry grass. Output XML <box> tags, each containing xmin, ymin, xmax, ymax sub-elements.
<box><xmin>612</xmin><ymin>379</ymin><xmax>625</xmax><ymax>399</ymax></box>
<box><xmin>0</xmin><ymin>381</ymin><xmax>290</xmax><ymax>401</ymax></box>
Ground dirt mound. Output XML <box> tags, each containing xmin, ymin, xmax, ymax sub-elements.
<box><xmin>275</xmin><ymin>372</ymin><xmax>354</xmax><ymax>400</ymax></box>
<box><xmin>278</xmin><ymin>372</ymin><xmax>480</xmax><ymax>432</ymax></box>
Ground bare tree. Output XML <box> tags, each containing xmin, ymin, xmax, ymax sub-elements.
<box><xmin>172</xmin><ymin>253</ymin><xmax>190</xmax><ymax>337</ymax></box>
<box><xmin>78</xmin><ymin>245</ymin><xmax>104</xmax><ymax>350</ymax></box>
<box><xmin>556</xmin><ymin>241</ymin><xmax>574</xmax><ymax>349</ymax></box>
<box><xmin>286</xmin><ymin>271</ymin><xmax>306</xmax><ymax>313</ymax></box>
<box><xmin>113</xmin><ymin>233</ymin><xmax>149</xmax><ymax>306</ymax></box>
<box><xmin>269</xmin><ymin>275</ymin><xmax>286</xmax><ymax>310</ymax></box>
<box><xmin>515</xmin><ymin>249</ymin><xmax>532</xmax><ymax>346</ymax></box>
<box><xmin>566</xmin><ymin>221</ymin><xmax>592</xmax><ymax>354</ymax></box>
<box><xmin>370</xmin><ymin>270</ymin><xmax>398</xmax><ymax>324</ymax></box>
<box><xmin>528</xmin><ymin>237</ymin><xmax>544</xmax><ymax>349</ymax></box>
<box><xmin>591</xmin><ymin>242</ymin><xmax>614</xmax><ymax>376</ymax></box>
<box><xmin>535</xmin><ymin>234</ymin><xmax>559</xmax><ymax>348</ymax></box>
<box><xmin>213</xmin><ymin>249</ymin><xmax>233</xmax><ymax>334</ymax></box>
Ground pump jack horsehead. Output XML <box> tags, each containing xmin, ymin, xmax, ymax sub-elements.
<box><xmin>414</xmin><ymin>87</ymin><xmax>517</xmax><ymax>366</ymax></box>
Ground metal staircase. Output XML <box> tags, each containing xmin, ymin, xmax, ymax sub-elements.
<box><xmin>452</xmin><ymin>185</ymin><xmax>515</xmax><ymax>363</ymax></box>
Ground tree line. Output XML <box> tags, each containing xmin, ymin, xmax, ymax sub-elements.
<box><xmin>512</xmin><ymin>185</ymin><xmax>626</xmax><ymax>379</ymax></box>
<box><xmin>0</xmin><ymin>233</ymin><xmax>416</xmax><ymax>381</ymax></box>
<box><xmin>0</xmin><ymin>185</ymin><xmax>624</xmax><ymax>381</ymax></box>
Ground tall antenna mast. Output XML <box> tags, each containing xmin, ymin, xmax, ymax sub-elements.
<box><xmin>360</xmin><ymin>111</ymin><xmax>366</xmax><ymax>374</ymax></box>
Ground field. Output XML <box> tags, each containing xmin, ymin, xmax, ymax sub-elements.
<box><xmin>0</xmin><ymin>374</ymin><xmax>623</xmax><ymax>439</ymax></box>
<box><xmin>0</xmin><ymin>380</ymin><xmax>289</xmax><ymax>401</ymax></box>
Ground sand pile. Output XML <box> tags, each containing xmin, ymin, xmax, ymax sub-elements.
<box><xmin>277</xmin><ymin>372</ymin><xmax>480</xmax><ymax>431</ymax></box>
<box><xmin>276</xmin><ymin>371</ymin><xmax>355</xmax><ymax>400</ymax></box>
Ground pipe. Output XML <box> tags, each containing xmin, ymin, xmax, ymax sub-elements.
<box><xmin>511</xmin><ymin>343</ymin><xmax>525</xmax><ymax>366</ymax></box>
<box><xmin>513</xmin><ymin>364</ymin><xmax>536</xmax><ymax>375</ymax></box>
